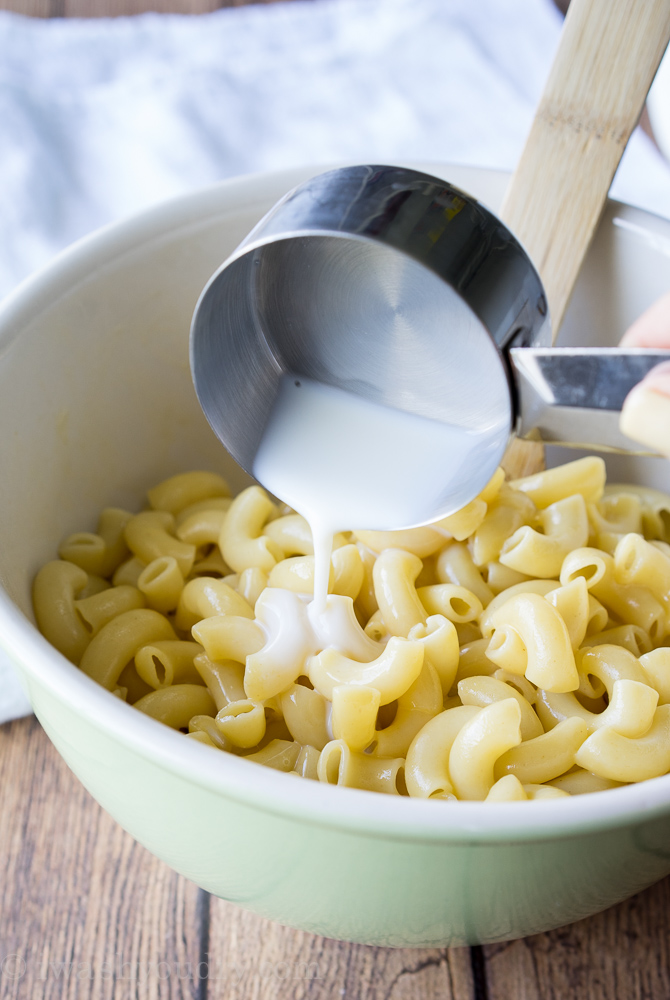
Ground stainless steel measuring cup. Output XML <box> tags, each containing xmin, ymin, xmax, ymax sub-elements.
<box><xmin>191</xmin><ymin>165</ymin><xmax>670</xmax><ymax>489</ymax></box>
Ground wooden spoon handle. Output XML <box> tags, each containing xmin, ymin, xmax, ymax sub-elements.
<box><xmin>500</xmin><ymin>0</ymin><xmax>670</xmax><ymax>479</ymax></box>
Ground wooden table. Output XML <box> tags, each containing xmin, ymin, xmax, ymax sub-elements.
<box><xmin>2</xmin><ymin>1</ymin><xmax>670</xmax><ymax>996</ymax></box>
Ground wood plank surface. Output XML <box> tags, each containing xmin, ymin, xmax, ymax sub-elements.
<box><xmin>484</xmin><ymin>878</ymin><xmax>670</xmax><ymax>1000</ymax></box>
<box><xmin>207</xmin><ymin>899</ymin><xmax>475</xmax><ymax>1000</ymax></box>
<box><xmin>0</xmin><ymin>716</ymin><xmax>204</xmax><ymax>1000</ymax></box>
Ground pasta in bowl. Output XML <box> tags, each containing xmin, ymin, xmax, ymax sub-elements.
<box><xmin>32</xmin><ymin>459</ymin><xmax>670</xmax><ymax>803</ymax></box>
<box><xmin>1</xmin><ymin>163</ymin><xmax>670</xmax><ymax>946</ymax></box>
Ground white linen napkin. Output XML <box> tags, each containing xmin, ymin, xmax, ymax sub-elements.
<box><xmin>2</xmin><ymin>0</ymin><xmax>670</xmax><ymax>722</ymax></box>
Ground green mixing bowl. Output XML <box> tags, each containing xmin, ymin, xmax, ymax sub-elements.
<box><xmin>2</xmin><ymin>164</ymin><xmax>670</xmax><ymax>946</ymax></box>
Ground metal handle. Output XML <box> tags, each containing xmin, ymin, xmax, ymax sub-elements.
<box><xmin>509</xmin><ymin>347</ymin><xmax>670</xmax><ymax>454</ymax></box>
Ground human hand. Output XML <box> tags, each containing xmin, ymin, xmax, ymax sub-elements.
<box><xmin>619</xmin><ymin>292</ymin><xmax>670</xmax><ymax>457</ymax></box>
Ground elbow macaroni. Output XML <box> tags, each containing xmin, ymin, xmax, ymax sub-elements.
<box><xmin>33</xmin><ymin>462</ymin><xmax>670</xmax><ymax>801</ymax></box>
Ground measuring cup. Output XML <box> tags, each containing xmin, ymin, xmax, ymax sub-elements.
<box><xmin>190</xmin><ymin>164</ymin><xmax>670</xmax><ymax>526</ymax></box>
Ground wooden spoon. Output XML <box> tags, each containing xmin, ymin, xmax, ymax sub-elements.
<box><xmin>499</xmin><ymin>0</ymin><xmax>670</xmax><ymax>480</ymax></box>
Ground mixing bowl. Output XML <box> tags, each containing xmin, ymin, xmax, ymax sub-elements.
<box><xmin>2</xmin><ymin>163</ymin><xmax>670</xmax><ymax>947</ymax></box>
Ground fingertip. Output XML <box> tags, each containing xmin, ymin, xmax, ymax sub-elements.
<box><xmin>620</xmin><ymin>379</ymin><xmax>670</xmax><ymax>457</ymax></box>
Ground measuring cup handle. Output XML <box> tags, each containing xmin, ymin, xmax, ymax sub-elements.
<box><xmin>508</xmin><ymin>347</ymin><xmax>670</xmax><ymax>455</ymax></box>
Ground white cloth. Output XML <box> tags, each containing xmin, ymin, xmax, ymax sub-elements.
<box><xmin>2</xmin><ymin>0</ymin><xmax>670</xmax><ymax>722</ymax></box>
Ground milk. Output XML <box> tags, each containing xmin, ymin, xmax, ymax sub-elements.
<box><xmin>253</xmin><ymin>375</ymin><xmax>508</xmax><ymax>610</ymax></box>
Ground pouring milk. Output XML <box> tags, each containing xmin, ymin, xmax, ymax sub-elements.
<box><xmin>252</xmin><ymin>374</ymin><xmax>509</xmax><ymax>614</ymax></box>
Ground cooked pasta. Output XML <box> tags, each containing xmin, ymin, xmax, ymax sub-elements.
<box><xmin>32</xmin><ymin>460</ymin><xmax>670</xmax><ymax>801</ymax></box>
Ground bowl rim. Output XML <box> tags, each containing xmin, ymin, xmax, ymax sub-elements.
<box><xmin>3</xmin><ymin>161</ymin><xmax>670</xmax><ymax>844</ymax></box>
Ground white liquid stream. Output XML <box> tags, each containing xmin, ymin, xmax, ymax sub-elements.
<box><xmin>253</xmin><ymin>375</ymin><xmax>507</xmax><ymax>609</ymax></box>
<box><xmin>247</xmin><ymin>375</ymin><xmax>508</xmax><ymax>689</ymax></box>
